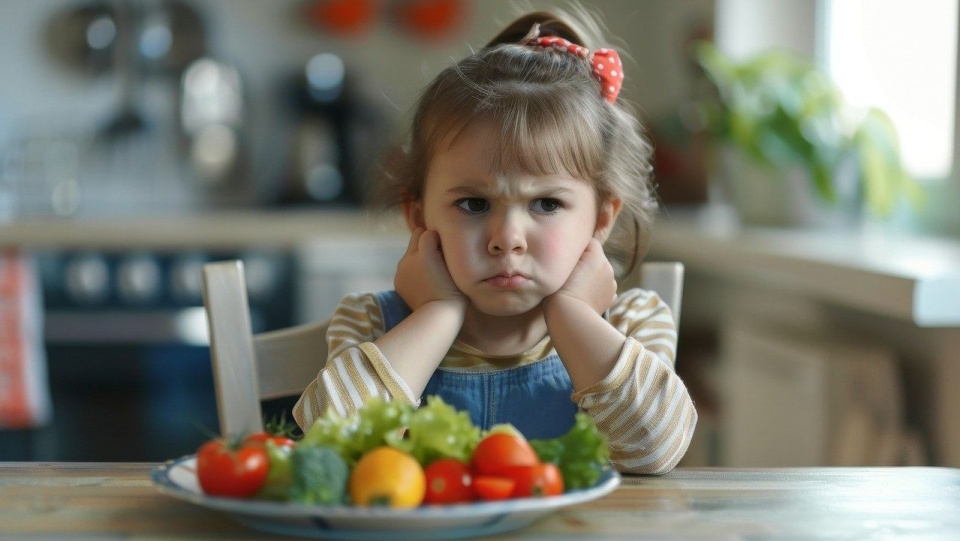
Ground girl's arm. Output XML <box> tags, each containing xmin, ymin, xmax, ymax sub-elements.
<box><xmin>543</xmin><ymin>240</ymin><xmax>697</xmax><ymax>474</ymax></box>
<box><xmin>377</xmin><ymin>228</ymin><xmax>466</xmax><ymax>393</ymax></box>
<box><xmin>293</xmin><ymin>228</ymin><xmax>465</xmax><ymax>431</ymax></box>
<box><xmin>293</xmin><ymin>292</ymin><xmax>414</xmax><ymax>429</ymax></box>
<box><xmin>572</xmin><ymin>289</ymin><xmax>697</xmax><ymax>474</ymax></box>
<box><xmin>542</xmin><ymin>238</ymin><xmax>624</xmax><ymax>389</ymax></box>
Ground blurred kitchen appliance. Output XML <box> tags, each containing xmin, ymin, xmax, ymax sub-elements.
<box><xmin>279</xmin><ymin>52</ymin><xmax>390</xmax><ymax>207</ymax></box>
<box><xmin>179</xmin><ymin>57</ymin><xmax>247</xmax><ymax>198</ymax></box>
<box><xmin>0</xmin><ymin>248</ymin><xmax>295</xmax><ymax>462</ymax></box>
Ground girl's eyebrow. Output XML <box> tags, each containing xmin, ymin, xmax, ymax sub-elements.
<box><xmin>534</xmin><ymin>187</ymin><xmax>575</xmax><ymax>198</ymax></box>
<box><xmin>444</xmin><ymin>185</ymin><xmax>487</xmax><ymax>197</ymax></box>
<box><xmin>443</xmin><ymin>185</ymin><xmax>575</xmax><ymax>198</ymax></box>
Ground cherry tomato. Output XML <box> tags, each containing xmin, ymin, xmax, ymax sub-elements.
<box><xmin>473</xmin><ymin>476</ymin><xmax>515</xmax><ymax>501</ymax></box>
<box><xmin>423</xmin><ymin>458</ymin><xmax>474</xmax><ymax>505</ymax></box>
<box><xmin>196</xmin><ymin>438</ymin><xmax>270</xmax><ymax>498</ymax></box>
<box><xmin>507</xmin><ymin>463</ymin><xmax>564</xmax><ymax>498</ymax></box>
<box><xmin>472</xmin><ymin>433</ymin><xmax>540</xmax><ymax>477</ymax></box>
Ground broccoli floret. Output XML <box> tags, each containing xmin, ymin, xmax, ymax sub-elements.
<box><xmin>289</xmin><ymin>445</ymin><xmax>349</xmax><ymax>505</ymax></box>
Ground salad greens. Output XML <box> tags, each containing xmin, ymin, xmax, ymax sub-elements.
<box><xmin>301</xmin><ymin>396</ymin><xmax>480</xmax><ymax>466</ymax></box>
<box><xmin>529</xmin><ymin>413</ymin><xmax>610</xmax><ymax>490</ymax></box>
<box><xmin>389</xmin><ymin>396</ymin><xmax>481</xmax><ymax>465</ymax></box>
<box><xmin>301</xmin><ymin>396</ymin><xmax>413</xmax><ymax>465</ymax></box>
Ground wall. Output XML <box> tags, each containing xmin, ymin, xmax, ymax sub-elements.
<box><xmin>0</xmin><ymin>0</ymin><xmax>714</xmax><ymax>209</ymax></box>
<box><xmin>714</xmin><ymin>0</ymin><xmax>818</xmax><ymax>59</ymax></box>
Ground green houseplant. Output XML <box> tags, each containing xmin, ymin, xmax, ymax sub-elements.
<box><xmin>694</xmin><ymin>42</ymin><xmax>917</xmax><ymax>225</ymax></box>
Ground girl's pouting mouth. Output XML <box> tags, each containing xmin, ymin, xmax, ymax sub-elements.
<box><xmin>484</xmin><ymin>272</ymin><xmax>529</xmax><ymax>289</ymax></box>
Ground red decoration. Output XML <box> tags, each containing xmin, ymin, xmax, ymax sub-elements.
<box><xmin>308</xmin><ymin>0</ymin><xmax>377</xmax><ymax>35</ymax></box>
<box><xmin>527</xmin><ymin>35</ymin><xmax>624</xmax><ymax>103</ymax></box>
<box><xmin>395</xmin><ymin>0</ymin><xmax>464</xmax><ymax>41</ymax></box>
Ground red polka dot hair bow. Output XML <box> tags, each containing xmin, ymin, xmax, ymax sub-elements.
<box><xmin>523</xmin><ymin>25</ymin><xmax>624</xmax><ymax>104</ymax></box>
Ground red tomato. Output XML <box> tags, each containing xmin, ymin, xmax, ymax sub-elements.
<box><xmin>471</xmin><ymin>433</ymin><xmax>540</xmax><ymax>477</ymax></box>
<box><xmin>243</xmin><ymin>432</ymin><xmax>296</xmax><ymax>450</ymax></box>
<box><xmin>196</xmin><ymin>439</ymin><xmax>270</xmax><ymax>498</ymax></box>
<box><xmin>507</xmin><ymin>463</ymin><xmax>564</xmax><ymax>498</ymax></box>
<box><xmin>423</xmin><ymin>458</ymin><xmax>474</xmax><ymax>505</ymax></box>
<box><xmin>473</xmin><ymin>476</ymin><xmax>515</xmax><ymax>501</ymax></box>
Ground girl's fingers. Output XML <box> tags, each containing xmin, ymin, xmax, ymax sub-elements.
<box><xmin>584</xmin><ymin>237</ymin><xmax>603</xmax><ymax>257</ymax></box>
<box><xmin>418</xmin><ymin>229</ymin><xmax>441</xmax><ymax>252</ymax></box>
<box><xmin>407</xmin><ymin>227</ymin><xmax>424</xmax><ymax>253</ymax></box>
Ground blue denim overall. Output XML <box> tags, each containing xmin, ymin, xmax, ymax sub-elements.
<box><xmin>375</xmin><ymin>291</ymin><xmax>577</xmax><ymax>440</ymax></box>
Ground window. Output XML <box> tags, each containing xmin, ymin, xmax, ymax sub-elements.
<box><xmin>823</xmin><ymin>0</ymin><xmax>959</xmax><ymax>182</ymax></box>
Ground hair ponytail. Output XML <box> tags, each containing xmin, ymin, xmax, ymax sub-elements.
<box><xmin>484</xmin><ymin>12</ymin><xmax>588</xmax><ymax>48</ymax></box>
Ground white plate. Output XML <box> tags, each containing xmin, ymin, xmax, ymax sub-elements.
<box><xmin>152</xmin><ymin>455</ymin><xmax>620</xmax><ymax>540</ymax></box>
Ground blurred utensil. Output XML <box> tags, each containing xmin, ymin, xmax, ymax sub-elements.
<box><xmin>179</xmin><ymin>58</ymin><xmax>245</xmax><ymax>192</ymax></box>
<box><xmin>139</xmin><ymin>0</ymin><xmax>206</xmax><ymax>76</ymax></box>
<box><xmin>44</xmin><ymin>0</ymin><xmax>117</xmax><ymax>76</ymax></box>
<box><xmin>45</xmin><ymin>0</ymin><xmax>206</xmax><ymax>78</ymax></box>
<box><xmin>99</xmin><ymin>0</ymin><xmax>146</xmax><ymax>140</ymax></box>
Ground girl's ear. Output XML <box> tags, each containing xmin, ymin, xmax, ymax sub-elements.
<box><xmin>402</xmin><ymin>199</ymin><xmax>425</xmax><ymax>230</ymax></box>
<box><xmin>594</xmin><ymin>197</ymin><xmax>623</xmax><ymax>242</ymax></box>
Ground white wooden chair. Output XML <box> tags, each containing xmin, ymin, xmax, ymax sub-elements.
<box><xmin>201</xmin><ymin>259</ymin><xmax>684</xmax><ymax>437</ymax></box>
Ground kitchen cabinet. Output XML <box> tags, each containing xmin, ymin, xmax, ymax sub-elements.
<box><xmin>648</xmin><ymin>211</ymin><xmax>960</xmax><ymax>467</ymax></box>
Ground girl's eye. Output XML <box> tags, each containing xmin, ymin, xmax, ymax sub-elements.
<box><xmin>456</xmin><ymin>198</ymin><xmax>489</xmax><ymax>213</ymax></box>
<box><xmin>531</xmin><ymin>198</ymin><xmax>562</xmax><ymax>213</ymax></box>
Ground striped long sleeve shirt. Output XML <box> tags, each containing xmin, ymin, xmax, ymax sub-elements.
<box><xmin>293</xmin><ymin>287</ymin><xmax>697</xmax><ymax>474</ymax></box>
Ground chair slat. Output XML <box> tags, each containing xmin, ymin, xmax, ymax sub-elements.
<box><xmin>639</xmin><ymin>262</ymin><xmax>684</xmax><ymax>331</ymax></box>
<box><xmin>201</xmin><ymin>261</ymin><xmax>264</xmax><ymax>436</ymax></box>
<box><xmin>254</xmin><ymin>320</ymin><xmax>329</xmax><ymax>400</ymax></box>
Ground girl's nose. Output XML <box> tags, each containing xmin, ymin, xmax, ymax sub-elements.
<box><xmin>487</xmin><ymin>212</ymin><xmax>527</xmax><ymax>255</ymax></box>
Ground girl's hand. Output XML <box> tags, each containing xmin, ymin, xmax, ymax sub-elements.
<box><xmin>546</xmin><ymin>238</ymin><xmax>617</xmax><ymax>315</ymax></box>
<box><xmin>394</xmin><ymin>228</ymin><xmax>467</xmax><ymax>312</ymax></box>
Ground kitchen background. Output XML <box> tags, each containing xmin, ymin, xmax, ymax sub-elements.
<box><xmin>0</xmin><ymin>0</ymin><xmax>715</xmax><ymax>216</ymax></box>
<box><xmin>0</xmin><ymin>0</ymin><xmax>714</xmax><ymax>461</ymax></box>
<box><xmin>3</xmin><ymin>0</ymin><xmax>959</xmax><ymax>469</ymax></box>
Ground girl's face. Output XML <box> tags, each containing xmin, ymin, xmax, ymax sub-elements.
<box><xmin>406</xmin><ymin>122</ymin><xmax>620</xmax><ymax>317</ymax></box>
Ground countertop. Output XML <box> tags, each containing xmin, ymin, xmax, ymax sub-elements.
<box><xmin>650</xmin><ymin>211</ymin><xmax>960</xmax><ymax>327</ymax></box>
<box><xmin>0</xmin><ymin>209</ymin><xmax>404</xmax><ymax>250</ymax></box>
<box><xmin>4</xmin><ymin>208</ymin><xmax>960</xmax><ymax>326</ymax></box>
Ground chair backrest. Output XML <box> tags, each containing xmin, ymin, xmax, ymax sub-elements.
<box><xmin>637</xmin><ymin>261</ymin><xmax>684</xmax><ymax>329</ymax></box>
<box><xmin>202</xmin><ymin>259</ymin><xmax>684</xmax><ymax>437</ymax></box>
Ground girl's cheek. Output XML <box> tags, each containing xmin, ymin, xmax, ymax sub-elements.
<box><xmin>541</xmin><ymin>232</ymin><xmax>574</xmax><ymax>260</ymax></box>
<box><xmin>437</xmin><ymin>232</ymin><xmax>472</xmax><ymax>271</ymax></box>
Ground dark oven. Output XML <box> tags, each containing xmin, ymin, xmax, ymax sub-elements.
<box><xmin>0</xmin><ymin>248</ymin><xmax>295</xmax><ymax>462</ymax></box>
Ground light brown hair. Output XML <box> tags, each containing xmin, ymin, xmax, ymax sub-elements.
<box><xmin>375</xmin><ymin>9</ymin><xmax>657</xmax><ymax>277</ymax></box>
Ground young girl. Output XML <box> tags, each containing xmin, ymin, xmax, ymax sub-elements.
<box><xmin>294</xmin><ymin>10</ymin><xmax>697</xmax><ymax>474</ymax></box>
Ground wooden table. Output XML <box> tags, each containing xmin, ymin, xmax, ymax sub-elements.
<box><xmin>2</xmin><ymin>463</ymin><xmax>959</xmax><ymax>539</ymax></box>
